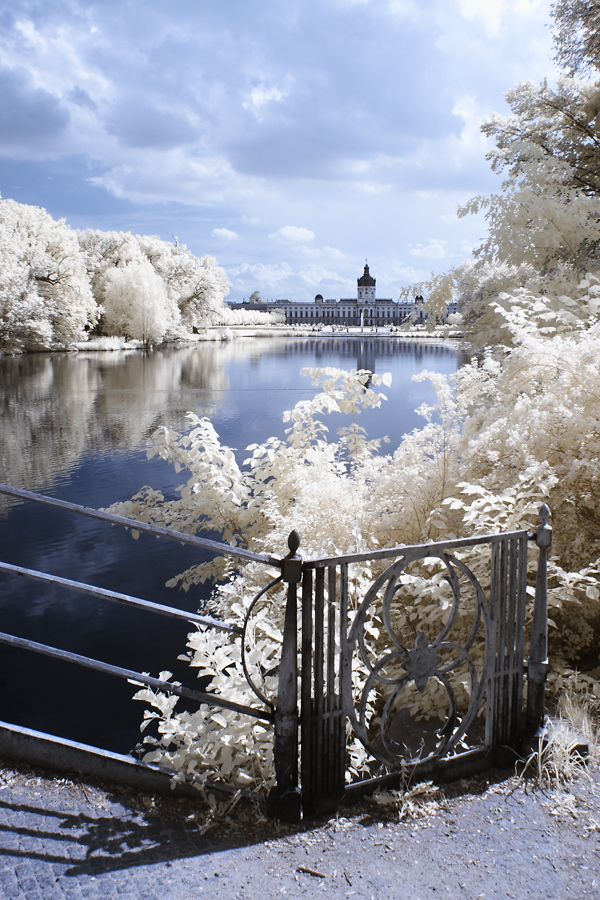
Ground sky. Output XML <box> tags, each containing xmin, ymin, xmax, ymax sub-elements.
<box><xmin>0</xmin><ymin>0</ymin><xmax>559</xmax><ymax>302</ymax></box>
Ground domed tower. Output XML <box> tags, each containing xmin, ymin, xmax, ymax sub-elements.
<box><xmin>357</xmin><ymin>263</ymin><xmax>376</xmax><ymax>302</ymax></box>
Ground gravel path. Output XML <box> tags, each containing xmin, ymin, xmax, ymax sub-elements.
<box><xmin>0</xmin><ymin>758</ymin><xmax>598</xmax><ymax>899</ymax></box>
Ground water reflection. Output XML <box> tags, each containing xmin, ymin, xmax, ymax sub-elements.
<box><xmin>0</xmin><ymin>338</ymin><xmax>460</xmax><ymax>504</ymax></box>
<box><xmin>0</xmin><ymin>337</ymin><xmax>459</xmax><ymax>753</ymax></box>
<box><xmin>0</xmin><ymin>346</ymin><xmax>230</xmax><ymax>508</ymax></box>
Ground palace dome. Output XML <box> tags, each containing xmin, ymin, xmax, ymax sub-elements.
<box><xmin>357</xmin><ymin>264</ymin><xmax>376</xmax><ymax>287</ymax></box>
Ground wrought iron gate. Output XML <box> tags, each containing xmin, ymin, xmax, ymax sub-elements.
<box><xmin>272</xmin><ymin>506</ymin><xmax>551</xmax><ymax>818</ymax></box>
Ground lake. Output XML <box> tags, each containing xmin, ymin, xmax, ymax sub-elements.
<box><xmin>0</xmin><ymin>336</ymin><xmax>460</xmax><ymax>753</ymax></box>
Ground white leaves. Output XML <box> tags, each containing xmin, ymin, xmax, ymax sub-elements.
<box><xmin>0</xmin><ymin>201</ymin><xmax>231</xmax><ymax>352</ymax></box>
<box><xmin>0</xmin><ymin>198</ymin><xmax>99</xmax><ymax>351</ymax></box>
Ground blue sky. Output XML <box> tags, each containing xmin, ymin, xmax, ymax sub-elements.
<box><xmin>0</xmin><ymin>0</ymin><xmax>557</xmax><ymax>301</ymax></box>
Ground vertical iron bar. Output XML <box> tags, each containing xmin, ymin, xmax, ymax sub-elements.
<box><xmin>486</xmin><ymin>541</ymin><xmax>500</xmax><ymax>747</ymax></box>
<box><xmin>339</xmin><ymin>563</ymin><xmax>350</xmax><ymax>716</ymax></box>
<box><xmin>339</xmin><ymin>562</ymin><xmax>350</xmax><ymax>802</ymax></box>
<box><xmin>313</xmin><ymin>567</ymin><xmax>325</xmax><ymax>804</ymax></box>
<box><xmin>505</xmin><ymin>537</ymin><xmax>518</xmax><ymax>742</ymax></box>
<box><xmin>300</xmin><ymin>566</ymin><xmax>314</xmax><ymax>815</ymax></box>
<box><xmin>327</xmin><ymin>566</ymin><xmax>337</xmax><ymax>703</ymax></box>
<box><xmin>327</xmin><ymin>565</ymin><xmax>337</xmax><ymax>794</ymax></box>
<box><xmin>495</xmin><ymin>538</ymin><xmax>508</xmax><ymax>743</ymax></box>
<box><xmin>268</xmin><ymin>532</ymin><xmax>302</xmax><ymax>822</ymax></box>
<box><xmin>526</xmin><ymin>505</ymin><xmax>552</xmax><ymax>736</ymax></box>
<box><xmin>513</xmin><ymin>533</ymin><xmax>528</xmax><ymax>736</ymax></box>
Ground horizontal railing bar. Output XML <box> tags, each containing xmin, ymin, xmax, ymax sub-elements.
<box><xmin>0</xmin><ymin>484</ymin><xmax>281</xmax><ymax>569</ymax></box>
<box><xmin>307</xmin><ymin>530</ymin><xmax>533</xmax><ymax>567</ymax></box>
<box><xmin>0</xmin><ymin>631</ymin><xmax>274</xmax><ymax>723</ymax></box>
<box><xmin>0</xmin><ymin>561</ymin><xmax>241</xmax><ymax>635</ymax></box>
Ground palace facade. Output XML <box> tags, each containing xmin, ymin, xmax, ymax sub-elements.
<box><xmin>227</xmin><ymin>264</ymin><xmax>456</xmax><ymax>325</ymax></box>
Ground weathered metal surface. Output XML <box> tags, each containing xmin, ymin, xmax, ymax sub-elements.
<box><xmin>298</xmin><ymin>512</ymin><xmax>548</xmax><ymax>814</ymax></box>
<box><xmin>345</xmin><ymin>548</ymin><xmax>495</xmax><ymax>770</ymax></box>
<box><xmin>268</xmin><ymin>531</ymin><xmax>302</xmax><ymax>822</ymax></box>
<box><xmin>526</xmin><ymin>504</ymin><xmax>552</xmax><ymax>736</ymax></box>
<box><xmin>300</xmin><ymin>563</ymin><xmax>347</xmax><ymax>816</ymax></box>
<box><xmin>308</xmin><ymin>529</ymin><xmax>534</xmax><ymax>567</ymax></box>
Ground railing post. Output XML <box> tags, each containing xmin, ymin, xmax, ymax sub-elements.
<box><xmin>267</xmin><ymin>531</ymin><xmax>302</xmax><ymax>822</ymax></box>
<box><xmin>526</xmin><ymin>504</ymin><xmax>552</xmax><ymax>736</ymax></box>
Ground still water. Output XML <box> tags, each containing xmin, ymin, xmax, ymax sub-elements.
<box><xmin>0</xmin><ymin>336</ymin><xmax>459</xmax><ymax>753</ymax></box>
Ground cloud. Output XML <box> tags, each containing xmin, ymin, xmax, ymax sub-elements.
<box><xmin>299</xmin><ymin>265</ymin><xmax>352</xmax><ymax>287</ymax></box>
<box><xmin>392</xmin><ymin>264</ymin><xmax>433</xmax><ymax>285</ymax></box>
<box><xmin>409</xmin><ymin>239</ymin><xmax>449</xmax><ymax>259</ymax></box>
<box><xmin>322</xmin><ymin>246</ymin><xmax>345</xmax><ymax>259</ymax></box>
<box><xmin>0</xmin><ymin>65</ymin><xmax>69</xmax><ymax>151</ymax></box>
<box><xmin>243</xmin><ymin>82</ymin><xmax>289</xmax><ymax>120</ymax></box>
<box><xmin>65</xmin><ymin>86</ymin><xmax>97</xmax><ymax>111</ymax></box>
<box><xmin>104</xmin><ymin>101</ymin><xmax>198</xmax><ymax>150</ymax></box>
<box><xmin>212</xmin><ymin>227</ymin><xmax>239</xmax><ymax>240</ymax></box>
<box><xmin>269</xmin><ymin>225</ymin><xmax>315</xmax><ymax>243</ymax></box>
<box><xmin>457</xmin><ymin>0</ymin><xmax>505</xmax><ymax>35</ymax></box>
<box><xmin>227</xmin><ymin>261</ymin><xmax>295</xmax><ymax>293</ymax></box>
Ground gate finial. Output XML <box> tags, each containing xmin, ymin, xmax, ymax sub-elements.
<box><xmin>287</xmin><ymin>530</ymin><xmax>300</xmax><ymax>556</ymax></box>
<box><xmin>536</xmin><ymin>504</ymin><xmax>552</xmax><ymax>549</ymax></box>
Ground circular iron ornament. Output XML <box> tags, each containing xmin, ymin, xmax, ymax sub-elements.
<box><xmin>240</xmin><ymin>576</ymin><xmax>284</xmax><ymax>711</ymax></box>
<box><xmin>347</xmin><ymin>549</ymin><xmax>491</xmax><ymax>767</ymax></box>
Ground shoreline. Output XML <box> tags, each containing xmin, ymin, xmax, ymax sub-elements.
<box><xmin>1</xmin><ymin>326</ymin><xmax>464</xmax><ymax>356</ymax></box>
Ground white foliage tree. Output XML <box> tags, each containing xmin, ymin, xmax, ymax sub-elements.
<box><xmin>79</xmin><ymin>229</ymin><xmax>230</xmax><ymax>337</ymax></box>
<box><xmin>98</xmin><ymin>259</ymin><xmax>171</xmax><ymax>344</ymax></box>
<box><xmin>0</xmin><ymin>198</ymin><xmax>98</xmax><ymax>351</ymax></box>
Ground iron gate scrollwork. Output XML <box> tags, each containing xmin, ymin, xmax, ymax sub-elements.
<box><xmin>347</xmin><ymin>548</ymin><xmax>494</xmax><ymax>769</ymax></box>
<box><xmin>297</xmin><ymin>509</ymin><xmax>551</xmax><ymax>815</ymax></box>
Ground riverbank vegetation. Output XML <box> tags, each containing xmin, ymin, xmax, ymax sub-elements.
<box><xmin>111</xmin><ymin>1</ymin><xmax>600</xmax><ymax>793</ymax></box>
<box><xmin>0</xmin><ymin>199</ymin><xmax>283</xmax><ymax>352</ymax></box>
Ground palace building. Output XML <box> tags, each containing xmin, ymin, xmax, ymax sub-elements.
<box><xmin>227</xmin><ymin>263</ymin><xmax>436</xmax><ymax>326</ymax></box>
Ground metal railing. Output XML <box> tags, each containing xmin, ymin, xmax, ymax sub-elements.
<box><xmin>0</xmin><ymin>483</ymin><xmax>551</xmax><ymax>821</ymax></box>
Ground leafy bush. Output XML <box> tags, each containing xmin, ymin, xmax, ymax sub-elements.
<box><xmin>113</xmin><ymin>338</ymin><xmax>600</xmax><ymax>790</ymax></box>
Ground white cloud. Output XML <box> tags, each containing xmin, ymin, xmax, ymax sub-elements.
<box><xmin>350</xmin><ymin>181</ymin><xmax>394</xmax><ymax>195</ymax></box>
<box><xmin>227</xmin><ymin>261</ymin><xmax>295</xmax><ymax>293</ymax></box>
<box><xmin>438</xmin><ymin>211</ymin><xmax>460</xmax><ymax>224</ymax></box>
<box><xmin>451</xmin><ymin>95</ymin><xmax>490</xmax><ymax>156</ymax></box>
<box><xmin>457</xmin><ymin>0</ymin><xmax>504</xmax><ymax>36</ymax></box>
<box><xmin>457</xmin><ymin>0</ymin><xmax>545</xmax><ymax>37</ymax></box>
<box><xmin>288</xmin><ymin>243</ymin><xmax>346</xmax><ymax>260</ymax></box>
<box><xmin>269</xmin><ymin>225</ymin><xmax>315</xmax><ymax>244</ymax></box>
<box><xmin>409</xmin><ymin>239</ymin><xmax>449</xmax><ymax>259</ymax></box>
<box><xmin>212</xmin><ymin>227</ymin><xmax>239</xmax><ymax>240</ymax></box>
<box><xmin>244</xmin><ymin>84</ymin><xmax>287</xmax><ymax>117</ymax></box>
<box><xmin>299</xmin><ymin>265</ymin><xmax>351</xmax><ymax>287</ymax></box>
<box><xmin>322</xmin><ymin>246</ymin><xmax>345</xmax><ymax>259</ymax></box>
<box><xmin>392</xmin><ymin>264</ymin><xmax>432</xmax><ymax>285</ymax></box>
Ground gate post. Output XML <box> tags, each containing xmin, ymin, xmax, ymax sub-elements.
<box><xmin>267</xmin><ymin>531</ymin><xmax>302</xmax><ymax>822</ymax></box>
<box><xmin>526</xmin><ymin>504</ymin><xmax>552</xmax><ymax>736</ymax></box>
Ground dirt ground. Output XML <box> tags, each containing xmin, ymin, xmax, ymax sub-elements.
<box><xmin>0</xmin><ymin>754</ymin><xmax>599</xmax><ymax>900</ymax></box>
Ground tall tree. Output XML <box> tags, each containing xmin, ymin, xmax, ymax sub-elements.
<box><xmin>0</xmin><ymin>198</ymin><xmax>98</xmax><ymax>351</ymax></box>
<box><xmin>552</xmin><ymin>0</ymin><xmax>600</xmax><ymax>75</ymax></box>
